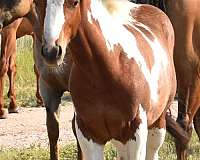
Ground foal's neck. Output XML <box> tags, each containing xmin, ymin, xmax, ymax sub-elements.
<box><xmin>71</xmin><ymin>0</ymin><xmax>134</xmax><ymax>68</ymax></box>
<box><xmin>70</xmin><ymin>0</ymin><xmax>116</xmax><ymax>68</ymax></box>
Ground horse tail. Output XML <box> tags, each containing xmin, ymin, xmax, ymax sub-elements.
<box><xmin>166</xmin><ymin>114</ymin><xmax>190</xmax><ymax>147</ymax></box>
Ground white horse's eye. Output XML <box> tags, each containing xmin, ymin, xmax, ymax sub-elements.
<box><xmin>65</xmin><ymin>0</ymin><xmax>79</xmax><ymax>8</ymax></box>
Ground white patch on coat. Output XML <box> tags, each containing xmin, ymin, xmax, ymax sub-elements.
<box><xmin>88</xmin><ymin>0</ymin><xmax>136</xmax><ymax>51</ymax></box>
<box><xmin>87</xmin><ymin>0</ymin><xmax>168</xmax><ymax>103</ymax></box>
<box><xmin>87</xmin><ymin>10</ymin><xmax>93</xmax><ymax>24</ymax></box>
<box><xmin>111</xmin><ymin>105</ymin><xmax>148</xmax><ymax>160</ymax></box>
<box><xmin>44</xmin><ymin>0</ymin><xmax>65</xmax><ymax>46</ymax></box>
<box><xmin>146</xmin><ymin>128</ymin><xmax>166</xmax><ymax>160</ymax></box>
<box><xmin>133</xmin><ymin>25</ymin><xmax>169</xmax><ymax>102</ymax></box>
<box><xmin>75</xmin><ymin>116</ymin><xmax>104</xmax><ymax>160</ymax></box>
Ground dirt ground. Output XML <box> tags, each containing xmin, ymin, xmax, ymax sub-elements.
<box><xmin>0</xmin><ymin>100</ymin><xmax>178</xmax><ymax>149</ymax></box>
<box><xmin>0</xmin><ymin>101</ymin><xmax>76</xmax><ymax>148</ymax></box>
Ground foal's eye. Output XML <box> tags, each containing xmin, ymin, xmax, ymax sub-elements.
<box><xmin>65</xmin><ymin>0</ymin><xmax>79</xmax><ymax>8</ymax></box>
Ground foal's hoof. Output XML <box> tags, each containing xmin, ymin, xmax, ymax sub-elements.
<box><xmin>0</xmin><ymin>108</ymin><xmax>8</xmax><ymax>119</ymax></box>
<box><xmin>8</xmin><ymin>107</ymin><xmax>19</xmax><ymax>113</ymax></box>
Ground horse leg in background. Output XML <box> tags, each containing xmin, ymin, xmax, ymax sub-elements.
<box><xmin>39</xmin><ymin>78</ymin><xmax>63</xmax><ymax>160</ymax></box>
<box><xmin>193</xmin><ymin>107</ymin><xmax>200</xmax><ymax>141</ymax></box>
<box><xmin>176</xmin><ymin>80</ymin><xmax>200</xmax><ymax>160</ymax></box>
<box><xmin>7</xmin><ymin>52</ymin><xmax>18</xmax><ymax>113</ymax></box>
<box><xmin>31</xmin><ymin>32</ymin><xmax>43</xmax><ymax>107</ymax></box>
<box><xmin>72</xmin><ymin>115</ymin><xmax>83</xmax><ymax>160</ymax></box>
<box><xmin>0</xmin><ymin>55</ymin><xmax>9</xmax><ymax>118</ymax></box>
<box><xmin>175</xmin><ymin>87</ymin><xmax>191</xmax><ymax>160</ymax></box>
<box><xmin>34</xmin><ymin>64</ymin><xmax>43</xmax><ymax>106</ymax></box>
<box><xmin>0</xmin><ymin>25</ymin><xmax>18</xmax><ymax>118</ymax></box>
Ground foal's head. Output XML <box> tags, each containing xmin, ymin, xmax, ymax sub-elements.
<box><xmin>41</xmin><ymin>0</ymin><xmax>81</xmax><ymax>66</ymax></box>
<box><xmin>0</xmin><ymin>0</ymin><xmax>32</xmax><ymax>29</ymax></box>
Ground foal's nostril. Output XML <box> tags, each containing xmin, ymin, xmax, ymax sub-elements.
<box><xmin>52</xmin><ymin>45</ymin><xmax>62</xmax><ymax>59</ymax></box>
<box><xmin>58</xmin><ymin>45</ymin><xmax>62</xmax><ymax>57</ymax></box>
<box><xmin>41</xmin><ymin>45</ymin><xmax>48</xmax><ymax>58</ymax></box>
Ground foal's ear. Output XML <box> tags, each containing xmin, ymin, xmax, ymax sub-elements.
<box><xmin>65</xmin><ymin>0</ymin><xmax>80</xmax><ymax>8</ymax></box>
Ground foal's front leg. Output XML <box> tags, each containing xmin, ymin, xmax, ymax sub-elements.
<box><xmin>146</xmin><ymin>112</ymin><xmax>166</xmax><ymax>160</ymax></box>
<box><xmin>40</xmin><ymin>78</ymin><xmax>63</xmax><ymax>160</ymax></box>
<box><xmin>74</xmin><ymin>115</ymin><xmax>104</xmax><ymax>160</ymax></box>
<box><xmin>7</xmin><ymin>53</ymin><xmax>18</xmax><ymax>113</ymax></box>
<box><xmin>112</xmin><ymin>105</ymin><xmax>148</xmax><ymax>160</ymax></box>
<box><xmin>34</xmin><ymin>64</ymin><xmax>43</xmax><ymax>107</ymax></box>
<box><xmin>193</xmin><ymin>107</ymin><xmax>200</xmax><ymax>141</ymax></box>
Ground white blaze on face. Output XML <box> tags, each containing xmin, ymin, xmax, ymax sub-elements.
<box><xmin>87</xmin><ymin>0</ymin><xmax>168</xmax><ymax>103</ymax></box>
<box><xmin>44</xmin><ymin>0</ymin><xmax>65</xmax><ymax>46</ymax></box>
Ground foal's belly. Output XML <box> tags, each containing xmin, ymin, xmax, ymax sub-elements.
<box><xmin>70</xmin><ymin>77</ymin><xmax>143</xmax><ymax>144</ymax></box>
<box><xmin>74</xmin><ymin>99</ymin><xmax>141</xmax><ymax>144</ymax></box>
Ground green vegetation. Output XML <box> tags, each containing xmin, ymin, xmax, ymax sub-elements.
<box><xmin>1</xmin><ymin>36</ymin><xmax>200</xmax><ymax>159</ymax></box>
<box><xmin>0</xmin><ymin>133</ymin><xmax>200</xmax><ymax>160</ymax></box>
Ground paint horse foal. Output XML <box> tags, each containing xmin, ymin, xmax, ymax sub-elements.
<box><xmin>42</xmin><ymin>0</ymin><xmax>176</xmax><ymax>159</ymax></box>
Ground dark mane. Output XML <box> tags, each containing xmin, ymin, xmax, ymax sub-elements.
<box><xmin>135</xmin><ymin>0</ymin><xmax>166</xmax><ymax>12</ymax></box>
<box><xmin>0</xmin><ymin>0</ymin><xmax>21</xmax><ymax>10</ymax></box>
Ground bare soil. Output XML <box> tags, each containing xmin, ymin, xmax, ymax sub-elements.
<box><xmin>0</xmin><ymin>101</ymin><xmax>75</xmax><ymax>148</ymax></box>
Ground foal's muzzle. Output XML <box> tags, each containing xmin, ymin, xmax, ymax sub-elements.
<box><xmin>41</xmin><ymin>44</ymin><xmax>62</xmax><ymax>66</ymax></box>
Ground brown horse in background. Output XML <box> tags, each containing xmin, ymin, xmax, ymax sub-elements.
<box><xmin>0</xmin><ymin>0</ymin><xmax>33</xmax><ymax>31</ymax></box>
<box><xmin>136</xmin><ymin>0</ymin><xmax>200</xmax><ymax>159</ymax></box>
<box><xmin>165</xmin><ymin>1</ymin><xmax>200</xmax><ymax>159</ymax></box>
<box><xmin>0</xmin><ymin>18</ymin><xmax>42</xmax><ymax>119</ymax></box>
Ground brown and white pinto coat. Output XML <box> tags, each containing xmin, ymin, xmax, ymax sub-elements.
<box><xmin>42</xmin><ymin>0</ymin><xmax>176</xmax><ymax>159</ymax></box>
<box><xmin>0</xmin><ymin>18</ymin><xmax>42</xmax><ymax>118</ymax></box>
